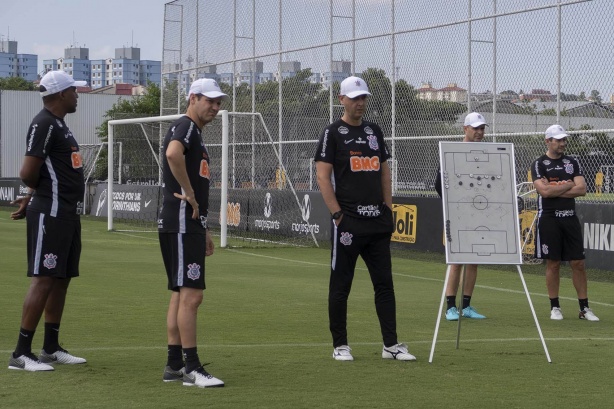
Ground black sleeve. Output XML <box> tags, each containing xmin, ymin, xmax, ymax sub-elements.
<box><xmin>435</xmin><ymin>167</ymin><xmax>442</xmax><ymax>197</ymax></box>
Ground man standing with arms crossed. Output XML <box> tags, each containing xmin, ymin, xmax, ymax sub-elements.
<box><xmin>315</xmin><ymin>76</ymin><xmax>416</xmax><ymax>362</ymax></box>
<box><xmin>8</xmin><ymin>70</ymin><xmax>88</xmax><ymax>371</ymax></box>
<box><xmin>158</xmin><ymin>78</ymin><xmax>226</xmax><ymax>388</ymax></box>
<box><xmin>435</xmin><ymin>112</ymin><xmax>488</xmax><ymax>321</ymax></box>
<box><xmin>531</xmin><ymin>124</ymin><xmax>599</xmax><ymax>321</ymax></box>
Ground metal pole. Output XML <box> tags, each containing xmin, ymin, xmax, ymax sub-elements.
<box><xmin>177</xmin><ymin>5</ymin><xmax>183</xmax><ymax>114</ymax></box>
<box><xmin>107</xmin><ymin>123</ymin><xmax>114</xmax><ymax>231</ymax></box>
<box><xmin>329</xmin><ymin>0</ymin><xmax>333</xmax><ymax>124</ymax></box>
<box><xmin>251</xmin><ymin>0</ymin><xmax>256</xmax><ymax>188</ymax></box>
<box><xmin>352</xmin><ymin>0</ymin><xmax>356</xmax><ymax>75</ymax></box>
<box><xmin>195</xmin><ymin>0</ymin><xmax>199</xmax><ymax>81</ymax></box>
<box><xmin>557</xmin><ymin>0</ymin><xmax>562</xmax><ymax>123</ymax></box>
<box><xmin>232</xmin><ymin>0</ymin><xmax>237</xmax><ymax>189</ymax></box>
<box><xmin>220</xmin><ymin>110</ymin><xmax>229</xmax><ymax>247</ymax></box>
<box><xmin>467</xmin><ymin>0</ymin><xmax>472</xmax><ymax>112</ymax></box>
<box><xmin>391</xmin><ymin>0</ymin><xmax>397</xmax><ymax>194</ymax></box>
<box><xmin>279</xmin><ymin>0</ymin><xmax>283</xmax><ymax>181</ymax></box>
<box><xmin>492</xmin><ymin>0</ymin><xmax>497</xmax><ymax>141</ymax></box>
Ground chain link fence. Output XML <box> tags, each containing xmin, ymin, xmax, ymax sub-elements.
<box><xmin>161</xmin><ymin>0</ymin><xmax>614</xmax><ymax>203</ymax></box>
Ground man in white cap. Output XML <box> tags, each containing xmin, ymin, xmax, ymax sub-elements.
<box><xmin>315</xmin><ymin>76</ymin><xmax>416</xmax><ymax>362</ymax></box>
<box><xmin>531</xmin><ymin>124</ymin><xmax>599</xmax><ymax>321</ymax></box>
<box><xmin>435</xmin><ymin>112</ymin><xmax>488</xmax><ymax>321</ymax></box>
<box><xmin>8</xmin><ymin>70</ymin><xmax>88</xmax><ymax>371</ymax></box>
<box><xmin>158</xmin><ymin>78</ymin><xmax>227</xmax><ymax>387</ymax></box>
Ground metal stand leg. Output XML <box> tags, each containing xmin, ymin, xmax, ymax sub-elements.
<box><xmin>455</xmin><ymin>265</ymin><xmax>465</xmax><ymax>349</ymax></box>
<box><xmin>516</xmin><ymin>264</ymin><xmax>552</xmax><ymax>363</ymax></box>
<box><xmin>429</xmin><ymin>265</ymin><xmax>452</xmax><ymax>363</ymax></box>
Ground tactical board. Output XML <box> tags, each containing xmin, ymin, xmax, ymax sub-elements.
<box><xmin>439</xmin><ymin>142</ymin><xmax>522</xmax><ymax>264</ymax></box>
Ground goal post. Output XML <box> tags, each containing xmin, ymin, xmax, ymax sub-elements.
<box><xmin>106</xmin><ymin>111</ymin><xmax>319</xmax><ymax>248</ymax></box>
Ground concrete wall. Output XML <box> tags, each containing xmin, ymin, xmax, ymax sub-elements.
<box><xmin>0</xmin><ymin>90</ymin><xmax>134</xmax><ymax>177</ymax></box>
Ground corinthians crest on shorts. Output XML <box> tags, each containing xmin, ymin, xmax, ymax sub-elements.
<box><xmin>43</xmin><ymin>253</ymin><xmax>58</xmax><ymax>269</ymax></box>
<box><xmin>187</xmin><ymin>263</ymin><xmax>201</xmax><ymax>280</ymax></box>
<box><xmin>340</xmin><ymin>232</ymin><xmax>353</xmax><ymax>246</ymax></box>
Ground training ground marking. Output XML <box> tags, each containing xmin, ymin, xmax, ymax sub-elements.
<box><xmin>2</xmin><ymin>337</ymin><xmax>614</xmax><ymax>355</ymax></box>
<box><xmin>227</xmin><ymin>249</ymin><xmax>614</xmax><ymax>308</ymax></box>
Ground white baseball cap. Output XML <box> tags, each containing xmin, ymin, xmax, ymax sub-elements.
<box><xmin>339</xmin><ymin>76</ymin><xmax>371</xmax><ymax>98</ymax></box>
<box><xmin>39</xmin><ymin>70</ymin><xmax>87</xmax><ymax>97</ymax></box>
<box><xmin>464</xmin><ymin>112</ymin><xmax>488</xmax><ymax>128</ymax></box>
<box><xmin>545</xmin><ymin>124</ymin><xmax>569</xmax><ymax>140</ymax></box>
<box><xmin>186</xmin><ymin>78</ymin><xmax>228</xmax><ymax>100</ymax></box>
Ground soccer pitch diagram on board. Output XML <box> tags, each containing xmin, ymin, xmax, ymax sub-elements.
<box><xmin>439</xmin><ymin>142</ymin><xmax>522</xmax><ymax>265</ymax></box>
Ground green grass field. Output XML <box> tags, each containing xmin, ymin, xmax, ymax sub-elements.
<box><xmin>1</xmin><ymin>209</ymin><xmax>613</xmax><ymax>408</ymax></box>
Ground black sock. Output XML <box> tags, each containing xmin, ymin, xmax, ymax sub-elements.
<box><xmin>550</xmin><ymin>297</ymin><xmax>560</xmax><ymax>309</ymax></box>
<box><xmin>167</xmin><ymin>345</ymin><xmax>183</xmax><ymax>370</ymax></box>
<box><xmin>43</xmin><ymin>322</ymin><xmax>60</xmax><ymax>353</ymax></box>
<box><xmin>579</xmin><ymin>298</ymin><xmax>589</xmax><ymax>311</ymax></box>
<box><xmin>446</xmin><ymin>296</ymin><xmax>456</xmax><ymax>310</ymax></box>
<box><xmin>15</xmin><ymin>327</ymin><xmax>35</xmax><ymax>357</ymax></box>
<box><xmin>462</xmin><ymin>295</ymin><xmax>472</xmax><ymax>309</ymax></box>
<box><xmin>183</xmin><ymin>347</ymin><xmax>201</xmax><ymax>373</ymax></box>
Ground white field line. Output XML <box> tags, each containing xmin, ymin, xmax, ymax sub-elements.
<box><xmin>228</xmin><ymin>249</ymin><xmax>614</xmax><ymax>308</ymax></box>
<box><xmin>2</xmin><ymin>337</ymin><xmax>614</xmax><ymax>354</ymax></box>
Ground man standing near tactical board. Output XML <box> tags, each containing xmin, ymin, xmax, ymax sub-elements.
<box><xmin>435</xmin><ymin>112</ymin><xmax>488</xmax><ymax>321</ymax></box>
<box><xmin>315</xmin><ymin>76</ymin><xmax>416</xmax><ymax>362</ymax></box>
<box><xmin>531</xmin><ymin>124</ymin><xmax>599</xmax><ymax>322</ymax></box>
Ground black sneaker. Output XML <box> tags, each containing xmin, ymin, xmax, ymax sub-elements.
<box><xmin>183</xmin><ymin>366</ymin><xmax>224</xmax><ymax>388</ymax></box>
<box><xmin>163</xmin><ymin>366</ymin><xmax>185</xmax><ymax>382</ymax></box>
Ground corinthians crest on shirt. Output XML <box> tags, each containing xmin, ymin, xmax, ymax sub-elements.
<box><xmin>367</xmin><ymin>135</ymin><xmax>379</xmax><ymax>151</ymax></box>
<box><xmin>564</xmin><ymin>163</ymin><xmax>574</xmax><ymax>174</ymax></box>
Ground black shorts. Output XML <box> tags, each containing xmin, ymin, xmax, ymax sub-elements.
<box><xmin>535</xmin><ymin>215</ymin><xmax>585</xmax><ymax>261</ymax></box>
<box><xmin>26</xmin><ymin>211</ymin><xmax>81</xmax><ymax>278</ymax></box>
<box><xmin>159</xmin><ymin>232</ymin><xmax>206</xmax><ymax>291</ymax></box>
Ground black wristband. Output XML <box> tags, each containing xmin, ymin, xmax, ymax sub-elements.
<box><xmin>332</xmin><ymin>210</ymin><xmax>343</xmax><ymax>220</ymax></box>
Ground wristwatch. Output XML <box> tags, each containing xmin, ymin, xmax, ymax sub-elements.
<box><xmin>332</xmin><ymin>210</ymin><xmax>343</xmax><ymax>220</ymax></box>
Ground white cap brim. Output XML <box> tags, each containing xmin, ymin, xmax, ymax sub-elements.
<box><xmin>186</xmin><ymin>91</ymin><xmax>229</xmax><ymax>101</ymax></box>
<box><xmin>344</xmin><ymin>90</ymin><xmax>371</xmax><ymax>99</ymax></box>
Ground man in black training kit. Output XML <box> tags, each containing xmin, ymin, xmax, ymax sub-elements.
<box><xmin>159</xmin><ymin>78</ymin><xmax>226</xmax><ymax>388</ymax></box>
<box><xmin>531</xmin><ymin>124</ymin><xmax>599</xmax><ymax>322</ymax></box>
<box><xmin>315</xmin><ymin>76</ymin><xmax>416</xmax><ymax>361</ymax></box>
<box><xmin>8</xmin><ymin>70</ymin><xmax>88</xmax><ymax>372</ymax></box>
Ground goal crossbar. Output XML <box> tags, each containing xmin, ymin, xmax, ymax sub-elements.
<box><xmin>106</xmin><ymin>111</ymin><xmax>318</xmax><ymax>248</ymax></box>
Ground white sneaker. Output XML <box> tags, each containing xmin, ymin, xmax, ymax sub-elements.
<box><xmin>382</xmin><ymin>343</ymin><xmax>416</xmax><ymax>361</ymax></box>
<box><xmin>579</xmin><ymin>307</ymin><xmax>600</xmax><ymax>322</ymax></box>
<box><xmin>550</xmin><ymin>307</ymin><xmax>564</xmax><ymax>320</ymax></box>
<box><xmin>183</xmin><ymin>366</ymin><xmax>224</xmax><ymax>388</ymax></box>
<box><xmin>332</xmin><ymin>345</ymin><xmax>354</xmax><ymax>361</ymax></box>
<box><xmin>39</xmin><ymin>347</ymin><xmax>86</xmax><ymax>364</ymax></box>
<box><xmin>8</xmin><ymin>353</ymin><xmax>54</xmax><ymax>372</ymax></box>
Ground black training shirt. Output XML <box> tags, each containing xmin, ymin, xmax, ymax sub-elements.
<box><xmin>158</xmin><ymin>115</ymin><xmax>210</xmax><ymax>234</ymax></box>
<box><xmin>25</xmin><ymin>108</ymin><xmax>85</xmax><ymax>220</ymax></box>
<box><xmin>314</xmin><ymin>119</ymin><xmax>391</xmax><ymax>219</ymax></box>
<box><xmin>531</xmin><ymin>154</ymin><xmax>583</xmax><ymax>216</ymax></box>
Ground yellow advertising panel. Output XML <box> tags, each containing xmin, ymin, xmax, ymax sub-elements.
<box><xmin>392</xmin><ymin>204</ymin><xmax>417</xmax><ymax>243</ymax></box>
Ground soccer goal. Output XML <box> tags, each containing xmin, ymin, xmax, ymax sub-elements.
<box><xmin>105</xmin><ymin>111</ymin><xmax>319</xmax><ymax>248</ymax></box>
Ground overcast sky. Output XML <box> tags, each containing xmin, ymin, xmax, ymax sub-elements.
<box><xmin>1</xmin><ymin>0</ymin><xmax>612</xmax><ymax>98</ymax></box>
<box><xmin>0</xmin><ymin>0</ymin><xmax>168</xmax><ymax>73</ymax></box>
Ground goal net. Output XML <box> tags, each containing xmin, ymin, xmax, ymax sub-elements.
<box><xmin>104</xmin><ymin>111</ymin><xmax>319</xmax><ymax>248</ymax></box>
